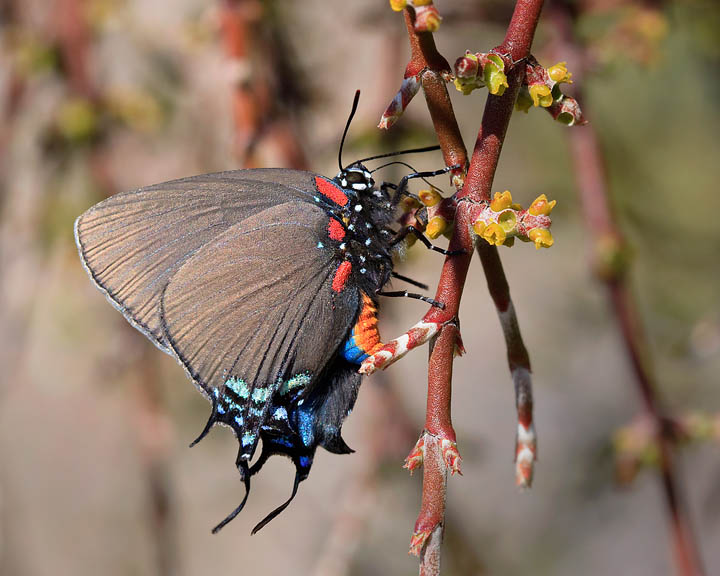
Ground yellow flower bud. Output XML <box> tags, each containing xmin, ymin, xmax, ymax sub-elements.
<box><xmin>482</xmin><ymin>222</ymin><xmax>506</xmax><ymax>246</ymax></box>
<box><xmin>529</xmin><ymin>84</ymin><xmax>553</xmax><ymax>108</ymax></box>
<box><xmin>426</xmin><ymin>215</ymin><xmax>448</xmax><ymax>239</ymax></box>
<box><xmin>528</xmin><ymin>194</ymin><xmax>556</xmax><ymax>216</ymax></box>
<box><xmin>490</xmin><ymin>190</ymin><xmax>513</xmax><ymax>212</ymax></box>
<box><xmin>528</xmin><ymin>228</ymin><xmax>554</xmax><ymax>249</ymax></box>
<box><xmin>418</xmin><ymin>189</ymin><xmax>442</xmax><ymax>207</ymax></box>
<box><xmin>399</xmin><ymin>195</ymin><xmax>421</xmax><ymax>213</ymax></box>
<box><xmin>390</xmin><ymin>0</ymin><xmax>407</xmax><ymax>11</ymax></box>
<box><xmin>454</xmin><ymin>77</ymin><xmax>481</xmax><ymax>96</ymax></box>
<box><xmin>483</xmin><ymin>54</ymin><xmax>508</xmax><ymax>96</ymax></box>
<box><xmin>414</xmin><ymin>0</ymin><xmax>433</xmax><ymax>6</ymax></box>
<box><xmin>547</xmin><ymin>61</ymin><xmax>573</xmax><ymax>84</ymax></box>
<box><xmin>416</xmin><ymin>8</ymin><xmax>442</xmax><ymax>32</ymax></box>
<box><xmin>472</xmin><ymin>219</ymin><xmax>487</xmax><ymax>236</ymax></box>
<box><xmin>516</xmin><ymin>87</ymin><xmax>533</xmax><ymax>113</ymax></box>
<box><xmin>497</xmin><ymin>209</ymin><xmax>517</xmax><ymax>233</ymax></box>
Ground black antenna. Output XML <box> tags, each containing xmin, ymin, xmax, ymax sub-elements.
<box><xmin>356</xmin><ymin>145</ymin><xmax>441</xmax><ymax>165</ymax></box>
<box><xmin>370</xmin><ymin>160</ymin><xmax>443</xmax><ymax>191</ymax></box>
<box><xmin>370</xmin><ymin>160</ymin><xmax>419</xmax><ymax>174</ymax></box>
<box><xmin>339</xmin><ymin>90</ymin><xmax>361</xmax><ymax>172</ymax></box>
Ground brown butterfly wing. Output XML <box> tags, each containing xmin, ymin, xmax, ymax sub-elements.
<box><xmin>74</xmin><ymin>169</ymin><xmax>327</xmax><ymax>353</ymax></box>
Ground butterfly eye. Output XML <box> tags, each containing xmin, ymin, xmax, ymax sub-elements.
<box><xmin>345</xmin><ymin>171</ymin><xmax>365</xmax><ymax>184</ymax></box>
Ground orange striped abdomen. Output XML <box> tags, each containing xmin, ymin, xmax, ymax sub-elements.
<box><xmin>341</xmin><ymin>293</ymin><xmax>383</xmax><ymax>364</ymax></box>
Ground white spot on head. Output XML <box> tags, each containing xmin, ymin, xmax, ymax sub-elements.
<box><xmin>354</xmin><ymin>204</ymin><xmax>363</xmax><ymax>212</ymax></box>
<box><xmin>360</xmin><ymin>268</ymin><xmax>367</xmax><ymax>274</ymax></box>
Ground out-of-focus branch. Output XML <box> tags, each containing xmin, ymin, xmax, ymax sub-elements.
<box><xmin>549</xmin><ymin>5</ymin><xmax>705</xmax><ymax>576</ymax></box>
<box><xmin>54</xmin><ymin>3</ymin><xmax>176</xmax><ymax>574</ymax></box>
<box><xmin>219</xmin><ymin>0</ymin><xmax>307</xmax><ymax>169</ymax></box>
<box><xmin>219</xmin><ymin>0</ymin><xmax>263</xmax><ymax>166</ymax></box>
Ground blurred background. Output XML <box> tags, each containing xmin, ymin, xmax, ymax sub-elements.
<box><xmin>1</xmin><ymin>1</ymin><xmax>719</xmax><ymax>575</ymax></box>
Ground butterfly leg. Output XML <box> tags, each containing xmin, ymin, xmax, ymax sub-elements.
<box><xmin>394</xmin><ymin>164</ymin><xmax>462</xmax><ymax>198</ymax></box>
<box><xmin>391</xmin><ymin>271</ymin><xmax>428</xmax><ymax>290</ymax></box>
<box><xmin>392</xmin><ymin>225</ymin><xmax>464</xmax><ymax>256</ymax></box>
<box><xmin>377</xmin><ymin>290</ymin><xmax>444</xmax><ymax>309</ymax></box>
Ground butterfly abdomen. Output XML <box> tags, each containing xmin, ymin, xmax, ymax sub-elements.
<box><xmin>342</xmin><ymin>293</ymin><xmax>383</xmax><ymax>364</ymax></box>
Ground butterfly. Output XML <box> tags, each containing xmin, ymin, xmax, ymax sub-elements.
<box><xmin>74</xmin><ymin>92</ymin><xmax>452</xmax><ymax>533</ymax></box>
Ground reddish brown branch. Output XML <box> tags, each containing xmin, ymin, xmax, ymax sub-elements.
<box><xmin>403</xmin><ymin>11</ymin><xmax>467</xmax><ymax>186</ymax></box>
<box><xmin>388</xmin><ymin>2</ymin><xmax>546</xmax><ymax>571</ymax></box>
<box><xmin>550</xmin><ymin>6</ymin><xmax>705</xmax><ymax>575</ymax></box>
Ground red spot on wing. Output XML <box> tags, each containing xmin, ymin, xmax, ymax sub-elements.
<box><xmin>331</xmin><ymin>261</ymin><xmax>352</xmax><ymax>293</ymax></box>
<box><xmin>328</xmin><ymin>218</ymin><xmax>346</xmax><ymax>241</ymax></box>
<box><xmin>315</xmin><ymin>176</ymin><xmax>348</xmax><ymax>206</ymax></box>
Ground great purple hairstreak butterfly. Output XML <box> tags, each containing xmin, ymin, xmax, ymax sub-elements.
<box><xmin>75</xmin><ymin>91</ymin><xmax>455</xmax><ymax>534</ymax></box>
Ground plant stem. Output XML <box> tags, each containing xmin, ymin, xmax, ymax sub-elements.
<box><xmin>396</xmin><ymin>1</ymin><xmax>546</xmax><ymax>571</ymax></box>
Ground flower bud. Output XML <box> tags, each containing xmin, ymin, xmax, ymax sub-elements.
<box><xmin>547</xmin><ymin>61</ymin><xmax>573</xmax><ymax>84</ymax></box>
<box><xmin>528</xmin><ymin>194</ymin><xmax>556</xmax><ymax>216</ymax></box>
<box><xmin>418</xmin><ymin>188</ymin><xmax>442</xmax><ymax>207</ymax></box>
<box><xmin>529</xmin><ymin>84</ymin><xmax>553</xmax><ymax>108</ymax></box>
<box><xmin>490</xmin><ymin>190</ymin><xmax>513</xmax><ymax>212</ymax></box>
<box><xmin>483</xmin><ymin>53</ymin><xmax>508</xmax><ymax>96</ymax></box>
<box><xmin>497</xmin><ymin>209</ymin><xmax>518</xmax><ymax>233</ymax></box>
<box><xmin>528</xmin><ymin>228</ymin><xmax>554</xmax><ymax>249</ymax></box>
<box><xmin>454</xmin><ymin>51</ymin><xmax>479</xmax><ymax>79</ymax></box>
<box><xmin>482</xmin><ymin>222</ymin><xmax>506</xmax><ymax>246</ymax></box>
<box><xmin>415</xmin><ymin>5</ymin><xmax>442</xmax><ymax>32</ymax></box>
<box><xmin>472</xmin><ymin>219</ymin><xmax>487</xmax><ymax>236</ymax></box>
<box><xmin>426</xmin><ymin>215</ymin><xmax>448</xmax><ymax>239</ymax></box>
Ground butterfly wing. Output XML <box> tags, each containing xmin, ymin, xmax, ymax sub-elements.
<box><xmin>74</xmin><ymin>169</ymin><xmax>330</xmax><ymax>353</ymax></box>
<box><xmin>160</xmin><ymin>201</ymin><xmax>359</xmax><ymax>456</ymax></box>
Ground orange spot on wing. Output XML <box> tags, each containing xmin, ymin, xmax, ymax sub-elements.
<box><xmin>332</xmin><ymin>261</ymin><xmax>352</xmax><ymax>292</ymax></box>
<box><xmin>315</xmin><ymin>176</ymin><xmax>348</xmax><ymax>207</ymax></box>
<box><xmin>328</xmin><ymin>218</ymin><xmax>346</xmax><ymax>241</ymax></box>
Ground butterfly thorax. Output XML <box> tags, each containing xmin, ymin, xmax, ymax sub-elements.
<box><xmin>325</xmin><ymin>164</ymin><xmax>396</xmax><ymax>300</ymax></box>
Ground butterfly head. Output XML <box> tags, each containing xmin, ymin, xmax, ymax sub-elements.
<box><xmin>335</xmin><ymin>163</ymin><xmax>375</xmax><ymax>193</ymax></box>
